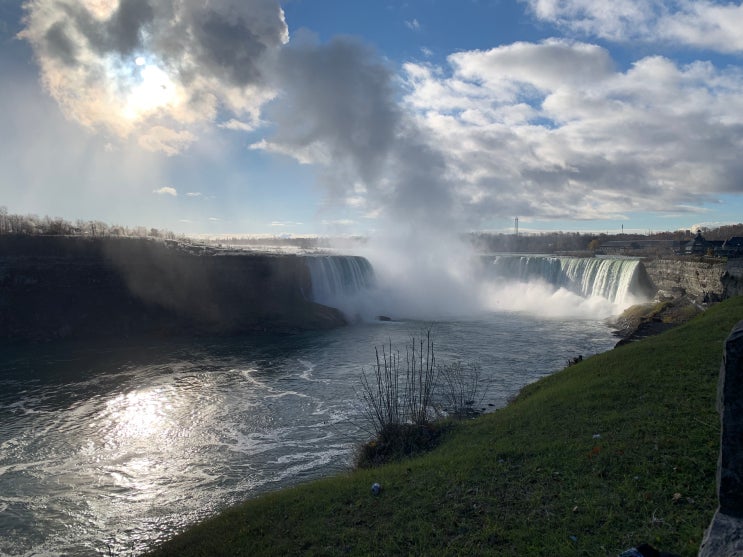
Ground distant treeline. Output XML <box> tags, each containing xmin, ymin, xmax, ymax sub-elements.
<box><xmin>0</xmin><ymin>207</ymin><xmax>182</xmax><ymax>241</ymax></box>
<box><xmin>202</xmin><ymin>235</ymin><xmax>368</xmax><ymax>250</ymax></box>
<box><xmin>468</xmin><ymin>224</ymin><xmax>743</xmax><ymax>254</ymax></box>
<box><xmin>2</xmin><ymin>207</ymin><xmax>742</xmax><ymax>254</ymax></box>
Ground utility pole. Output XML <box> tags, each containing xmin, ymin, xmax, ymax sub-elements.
<box><xmin>515</xmin><ymin>217</ymin><xmax>519</xmax><ymax>237</ymax></box>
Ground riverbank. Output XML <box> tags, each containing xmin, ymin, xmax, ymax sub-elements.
<box><xmin>610</xmin><ymin>295</ymin><xmax>706</xmax><ymax>346</ymax></box>
<box><xmin>147</xmin><ymin>296</ymin><xmax>743</xmax><ymax>556</ymax></box>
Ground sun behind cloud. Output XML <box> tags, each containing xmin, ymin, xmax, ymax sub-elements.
<box><xmin>122</xmin><ymin>57</ymin><xmax>182</xmax><ymax>120</ymax></box>
<box><xmin>19</xmin><ymin>0</ymin><xmax>289</xmax><ymax>154</ymax></box>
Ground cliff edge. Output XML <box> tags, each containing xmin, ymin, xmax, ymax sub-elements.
<box><xmin>0</xmin><ymin>236</ymin><xmax>346</xmax><ymax>342</ymax></box>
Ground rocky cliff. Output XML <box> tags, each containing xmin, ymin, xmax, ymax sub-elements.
<box><xmin>0</xmin><ymin>236</ymin><xmax>346</xmax><ymax>342</ymax></box>
<box><xmin>642</xmin><ymin>258</ymin><xmax>729</xmax><ymax>301</ymax></box>
<box><xmin>722</xmin><ymin>260</ymin><xmax>743</xmax><ymax>299</ymax></box>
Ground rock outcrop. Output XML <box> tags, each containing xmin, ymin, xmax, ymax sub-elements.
<box><xmin>642</xmin><ymin>259</ymin><xmax>727</xmax><ymax>302</ymax></box>
<box><xmin>698</xmin><ymin>320</ymin><xmax>743</xmax><ymax>556</ymax></box>
<box><xmin>722</xmin><ymin>260</ymin><xmax>743</xmax><ymax>299</ymax></box>
<box><xmin>0</xmin><ymin>236</ymin><xmax>346</xmax><ymax>342</ymax></box>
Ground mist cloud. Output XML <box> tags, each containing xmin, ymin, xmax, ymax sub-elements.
<box><xmin>256</xmin><ymin>36</ymin><xmax>463</xmax><ymax>233</ymax></box>
<box><xmin>20</xmin><ymin>0</ymin><xmax>288</xmax><ymax>153</ymax></box>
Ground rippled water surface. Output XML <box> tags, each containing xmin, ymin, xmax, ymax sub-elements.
<box><xmin>0</xmin><ymin>314</ymin><xmax>617</xmax><ymax>556</ymax></box>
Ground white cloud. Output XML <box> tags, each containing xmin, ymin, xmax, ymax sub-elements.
<box><xmin>400</xmin><ymin>40</ymin><xmax>743</xmax><ymax>221</ymax></box>
<box><xmin>185</xmin><ymin>192</ymin><xmax>202</xmax><ymax>197</ymax></box>
<box><xmin>660</xmin><ymin>2</ymin><xmax>743</xmax><ymax>53</ymax></box>
<box><xmin>449</xmin><ymin>39</ymin><xmax>614</xmax><ymax>93</ymax></box>
<box><xmin>405</xmin><ymin>18</ymin><xmax>421</xmax><ymax>31</ymax></box>
<box><xmin>525</xmin><ymin>0</ymin><xmax>658</xmax><ymax>41</ymax></box>
<box><xmin>19</xmin><ymin>0</ymin><xmax>288</xmax><ymax>154</ymax></box>
<box><xmin>524</xmin><ymin>0</ymin><xmax>743</xmax><ymax>53</ymax></box>
<box><xmin>153</xmin><ymin>186</ymin><xmax>177</xmax><ymax>196</ymax></box>
<box><xmin>321</xmin><ymin>219</ymin><xmax>355</xmax><ymax>227</ymax></box>
<box><xmin>270</xmin><ymin>221</ymin><xmax>303</xmax><ymax>227</ymax></box>
<box><xmin>218</xmin><ymin>118</ymin><xmax>260</xmax><ymax>132</ymax></box>
<box><xmin>138</xmin><ymin>126</ymin><xmax>197</xmax><ymax>155</ymax></box>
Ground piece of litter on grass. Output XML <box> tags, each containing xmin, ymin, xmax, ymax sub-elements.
<box><xmin>592</xmin><ymin>433</ymin><xmax>601</xmax><ymax>439</ymax></box>
<box><xmin>371</xmin><ymin>482</ymin><xmax>381</xmax><ymax>495</ymax></box>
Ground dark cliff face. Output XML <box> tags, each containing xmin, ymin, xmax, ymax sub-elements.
<box><xmin>0</xmin><ymin>236</ymin><xmax>346</xmax><ymax>343</ymax></box>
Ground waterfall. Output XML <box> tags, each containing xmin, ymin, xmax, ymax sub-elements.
<box><xmin>304</xmin><ymin>253</ymin><xmax>652</xmax><ymax>321</ymax></box>
<box><xmin>488</xmin><ymin>255</ymin><xmax>654</xmax><ymax>305</ymax></box>
<box><xmin>305</xmin><ymin>255</ymin><xmax>376</xmax><ymax>310</ymax></box>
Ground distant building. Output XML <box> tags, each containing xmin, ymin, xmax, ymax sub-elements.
<box><xmin>598</xmin><ymin>232</ymin><xmax>741</xmax><ymax>258</ymax></box>
<box><xmin>674</xmin><ymin>231</ymin><xmax>729</xmax><ymax>256</ymax></box>
<box><xmin>598</xmin><ymin>239</ymin><xmax>680</xmax><ymax>256</ymax></box>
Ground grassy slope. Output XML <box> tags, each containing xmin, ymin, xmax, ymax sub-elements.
<box><xmin>148</xmin><ymin>297</ymin><xmax>743</xmax><ymax>557</ymax></box>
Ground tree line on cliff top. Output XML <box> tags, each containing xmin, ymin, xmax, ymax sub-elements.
<box><xmin>0</xmin><ymin>207</ymin><xmax>181</xmax><ymax>241</ymax></box>
<box><xmin>2</xmin><ymin>206</ymin><xmax>742</xmax><ymax>254</ymax></box>
<box><xmin>468</xmin><ymin>224</ymin><xmax>743</xmax><ymax>254</ymax></box>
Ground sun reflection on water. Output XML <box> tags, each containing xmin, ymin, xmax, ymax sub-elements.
<box><xmin>106</xmin><ymin>388</ymin><xmax>171</xmax><ymax>439</ymax></box>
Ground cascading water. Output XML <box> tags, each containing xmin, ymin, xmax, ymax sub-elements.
<box><xmin>305</xmin><ymin>254</ymin><xmax>654</xmax><ymax>322</ymax></box>
<box><xmin>487</xmin><ymin>255</ymin><xmax>655</xmax><ymax>306</ymax></box>
<box><xmin>305</xmin><ymin>255</ymin><xmax>376</xmax><ymax>318</ymax></box>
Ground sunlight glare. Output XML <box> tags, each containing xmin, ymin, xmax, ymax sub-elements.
<box><xmin>108</xmin><ymin>388</ymin><xmax>169</xmax><ymax>439</ymax></box>
<box><xmin>82</xmin><ymin>0</ymin><xmax>118</xmax><ymax>20</ymax></box>
<box><xmin>123</xmin><ymin>59</ymin><xmax>180</xmax><ymax>120</ymax></box>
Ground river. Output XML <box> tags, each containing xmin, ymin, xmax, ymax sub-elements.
<box><xmin>0</xmin><ymin>312</ymin><xmax>617</xmax><ymax>556</ymax></box>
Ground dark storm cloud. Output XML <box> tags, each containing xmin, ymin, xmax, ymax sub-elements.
<box><xmin>104</xmin><ymin>0</ymin><xmax>153</xmax><ymax>54</ymax></box>
<box><xmin>40</xmin><ymin>0</ymin><xmax>154</xmax><ymax>60</ymax></box>
<box><xmin>191</xmin><ymin>11</ymin><xmax>269</xmax><ymax>86</ymax></box>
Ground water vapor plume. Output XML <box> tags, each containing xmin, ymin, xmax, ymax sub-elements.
<box><xmin>479</xmin><ymin>279</ymin><xmax>644</xmax><ymax>320</ymax></box>
<box><xmin>256</xmin><ymin>32</ymin><xmax>647</xmax><ymax>322</ymax></box>
<box><xmin>260</xmin><ymin>36</ymin><xmax>463</xmax><ymax>228</ymax></box>
<box><xmin>256</xmin><ymin>35</ymin><xmax>482</xmax><ymax>319</ymax></box>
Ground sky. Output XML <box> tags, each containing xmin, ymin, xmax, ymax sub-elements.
<box><xmin>2</xmin><ymin>0</ymin><xmax>743</xmax><ymax>238</ymax></box>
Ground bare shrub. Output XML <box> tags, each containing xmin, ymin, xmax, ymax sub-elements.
<box><xmin>437</xmin><ymin>361</ymin><xmax>487</xmax><ymax>419</ymax></box>
<box><xmin>358</xmin><ymin>332</ymin><xmax>439</xmax><ymax>434</ymax></box>
<box><xmin>357</xmin><ymin>331</ymin><xmax>488</xmax><ymax>466</ymax></box>
<box><xmin>359</xmin><ymin>342</ymin><xmax>403</xmax><ymax>437</ymax></box>
<box><xmin>404</xmin><ymin>330</ymin><xmax>437</xmax><ymax>425</ymax></box>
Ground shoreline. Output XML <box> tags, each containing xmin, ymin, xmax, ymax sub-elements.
<box><xmin>610</xmin><ymin>295</ymin><xmax>708</xmax><ymax>346</ymax></box>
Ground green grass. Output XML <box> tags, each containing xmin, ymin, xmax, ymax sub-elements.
<box><xmin>147</xmin><ymin>297</ymin><xmax>743</xmax><ymax>557</ymax></box>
